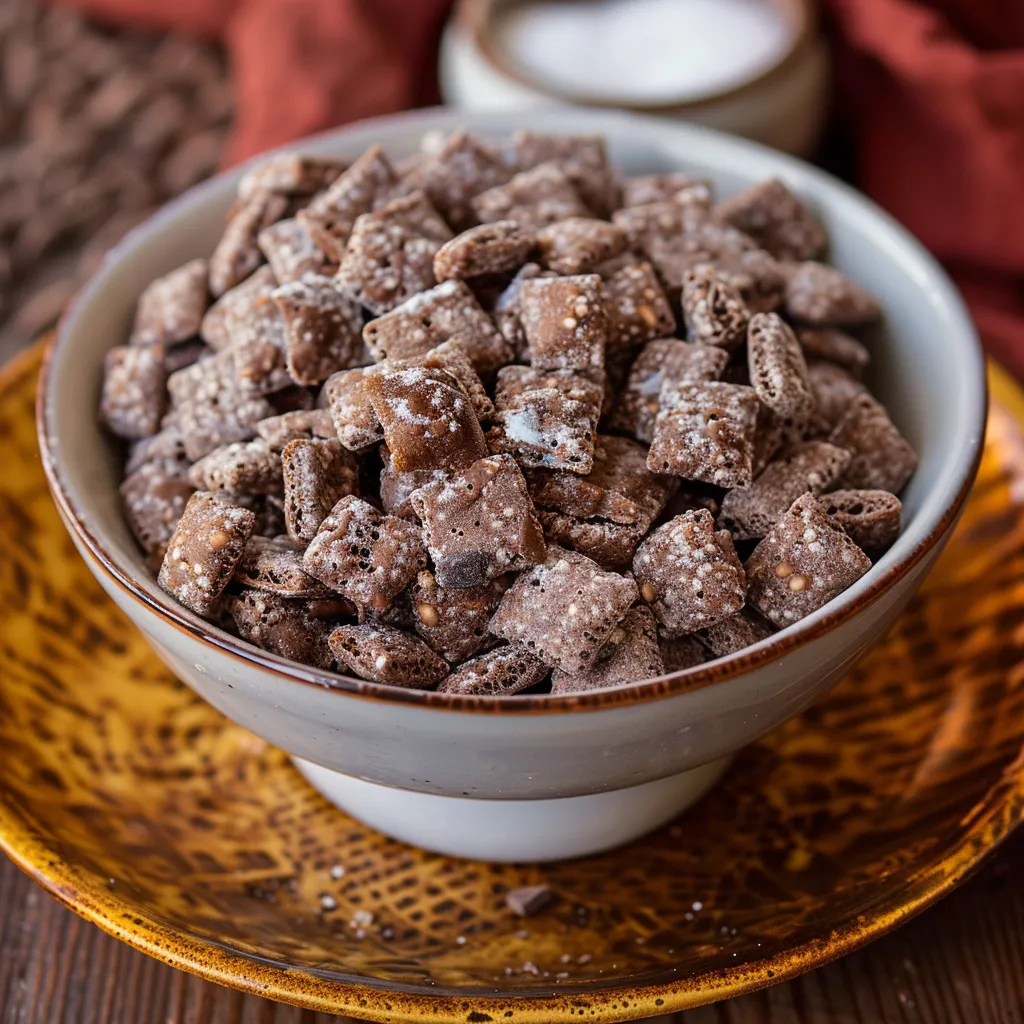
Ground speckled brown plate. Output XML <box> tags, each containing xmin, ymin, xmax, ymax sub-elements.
<box><xmin>3</xmin><ymin>341</ymin><xmax>1024</xmax><ymax>1023</ymax></box>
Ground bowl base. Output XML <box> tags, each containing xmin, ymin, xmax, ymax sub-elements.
<box><xmin>291</xmin><ymin>756</ymin><xmax>732</xmax><ymax>862</ymax></box>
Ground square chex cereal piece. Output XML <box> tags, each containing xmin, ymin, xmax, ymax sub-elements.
<box><xmin>410</xmin><ymin>571</ymin><xmax>506</xmax><ymax>663</ymax></box>
<box><xmin>230</xmin><ymin>589</ymin><xmax>334</xmax><ymax>670</ymax></box>
<box><xmin>258</xmin><ymin>218</ymin><xmax>331</xmax><ymax>284</ymax></box>
<box><xmin>187</xmin><ymin>439</ymin><xmax>283</xmax><ymax>496</ymax></box>
<box><xmin>411</xmin><ymin>454</ymin><xmax>547</xmax><ymax>589</ymax></box>
<box><xmin>433</xmin><ymin>220</ymin><xmax>535</xmax><ymax>282</ymax></box>
<box><xmin>209</xmin><ymin>189</ymin><xmax>288</xmax><ymax>297</ymax></box>
<box><xmin>745</xmin><ymin>493</ymin><xmax>872</xmax><ymax>627</ymax></box>
<box><xmin>633</xmin><ymin>510</ymin><xmax>746</xmax><ymax>635</ymax></box>
<box><xmin>696</xmin><ymin>608</ymin><xmax>776</xmax><ymax>658</ymax></box>
<box><xmin>513</xmin><ymin>131</ymin><xmax>618</xmax><ymax>217</ymax></box>
<box><xmin>747</xmin><ymin>312</ymin><xmax>814</xmax><ymax>439</ymax></box>
<box><xmin>648</xmin><ymin>380</ymin><xmax>760</xmax><ymax>487</ymax></box>
<box><xmin>238</xmin><ymin>153</ymin><xmax>346</xmax><ymax>201</ymax></box>
<box><xmin>598</xmin><ymin>260</ymin><xmax>676</xmax><ymax>352</ymax></box>
<box><xmin>820</xmin><ymin>489</ymin><xmax>902</xmax><ymax>559</ymax></box>
<box><xmin>715</xmin><ymin>178</ymin><xmax>827</xmax><ymax>262</ymax></box>
<box><xmin>323</xmin><ymin>366</ymin><xmax>385</xmax><ymax>451</ymax></box>
<box><xmin>489</xmin><ymin>545</ymin><xmax>638</xmax><ymax>675</ymax></box>
<box><xmin>622</xmin><ymin>172</ymin><xmax>712</xmax><ymax>208</ymax></box>
<box><xmin>471</xmin><ymin>162</ymin><xmax>590</xmax><ymax>231</ymax></box>
<box><xmin>798</xmin><ymin>328</ymin><xmax>870</xmax><ymax>378</ymax></box>
<box><xmin>437</xmin><ymin>644</ymin><xmax>549</xmax><ymax>697</ymax></box>
<box><xmin>492</xmin><ymin>263</ymin><xmax>556</xmax><ymax>361</ymax></box>
<box><xmin>520</xmin><ymin>274</ymin><xmax>607</xmax><ymax>373</ymax></box>
<box><xmin>785</xmin><ymin>262</ymin><xmax>881</xmax><ymax>327</ymax></box>
<box><xmin>234</xmin><ymin>535</ymin><xmax>334</xmax><ymax>599</ymax></box>
<box><xmin>120</xmin><ymin>462</ymin><xmax>195</xmax><ymax>558</ymax></box>
<box><xmin>328</xmin><ymin>624</ymin><xmax>449</xmax><ymax>687</ymax></box>
<box><xmin>681</xmin><ymin>265</ymin><xmax>750</xmax><ymax>350</ymax></box>
<box><xmin>536</xmin><ymin>217</ymin><xmax>628</xmax><ymax>275</ymax></box>
<box><xmin>130</xmin><ymin>258</ymin><xmax>209</xmax><ymax>347</ymax></box>
<box><xmin>158</xmin><ymin>491</ymin><xmax>256</xmax><ymax>616</ymax></box>
<box><xmin>536</xmin><ymin>510</ymin><xmax>647</xmax><ymax>570</ymax></box>
<box><xmin>281</xmin><ymin>437</ymin><xmax>359</xmax><ymax>544</ymax></box>
<box><xmin>829</xmin><ymin>394</ymin><xmax>918</xmax><ymax>494</ymax></box>
<box><xmin>255</xmin><ymin>409</ymin><xmax>335</xmax><ymax>450</ymax></box>
<box><xmin>101</xmin><ymin>343</ymin><xmax>167</xmax><ymax>439</ymax></box>
<box><xmin>303</xmin><ymin>495</ymin><xmax>427</xmax><ymax>609</ymax></box>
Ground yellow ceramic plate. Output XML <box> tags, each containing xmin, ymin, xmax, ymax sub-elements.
<box><xmin>2</xmin><ymin>341</ymin><xmax>1024</xmax><ymax>1022</ymax></box>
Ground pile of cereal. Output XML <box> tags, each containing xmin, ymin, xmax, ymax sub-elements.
<box><xmin>100</xmin><ymin>131</ymin><xmax>916</xmax><ymax>695</ymax></box>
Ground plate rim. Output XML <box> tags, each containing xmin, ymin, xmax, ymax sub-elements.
<box><xmin>4</xmin><ymin>340</ymin><xmax>1024</xmax><ymax>1018</ymax></box>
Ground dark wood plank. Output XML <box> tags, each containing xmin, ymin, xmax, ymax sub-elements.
<box><xmin>3</xmin><ymin>832</ymin><xmax>1023</xmax><ymax>1024</ymax></box>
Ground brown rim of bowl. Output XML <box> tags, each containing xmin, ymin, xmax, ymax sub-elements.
<box><xmin>35</xmin><ymin>330</ymin><xmax>986</xmax><ymax>716</ymax></box>
<box><xmin>459</xmin><ymin>0</ymin><xmax>816</xmax><ymax>114</ymax></box>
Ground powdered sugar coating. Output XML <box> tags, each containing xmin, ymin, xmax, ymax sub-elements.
<box><xmin>492</xmin><ymin>262</ymin><xmax>555</xmax><ymax>361</ymax></box>
<box><xmin>328</xmin><ymin>624</ymin><xmax>449</xmax><ymax>687</ymax></box>
<box><xmin>188</xmin><ymin>438</ymin><xmax>283</xmax><ymax>496</ymax></box>
<box><xmin>323</xmin><ymin>366</ymin><xmax>385</xmax><ymax>451</ymax></box>
<box><xmin>598</xmin><ymin>260</ymin><xmax>676</xmax><ymax>352</ymax></box>
<box><xmin>472</xmin><ymin>162</ymin><xmax>590</xmax><ymax>231</ymax></box>
<box><xmin>199</xmin><ymin>265</ymin><xmax>275</xmax><ymax>352</ymax></box>
<box><xmin>696</xmin><ymin>608</ymin><xmax>776</xmax><ymax>658</ymax></box>
<box><xmin>820</xmin><ymin>489</ymin><xmax>903</xmax><ymax>559</ymax></box>
<box><xmin>433</xmin><ymin>220</ymin><xmax>535</xmax><ymax>282</ymax></box>
<box><xmin>747</xmin><ymin>312</ymin><xmax>814</xmax><ymax>438</ymax></box>
<box><xmin>785</xmin><ymin>261</ymin><xmax>881</xmax><ymax>327</ymax></box>
<box><xmin>513</xmin><ymin>132</ymin><xmax>618</xmax><ymax>217</ymax></box>
<box><xmin>633</xmin><ymin>510</ymin><xmax>746</xmax><ymax>636</ymax></box>
<box><xmin>536</xmin><ymin>217</ymin><xmax>628</xmax><ymax>275</ymax></box>
<box><xmin>715</xmin><ymin>178</ymin><xmax>826</xmax><ymax>262</ymax></box>
<box><xmin>410</xmin><ymin>570</ymin><xmax>506</xmax><ymax>663</ymax></box>
<box><xmin>101</xmin><ymin>343</ymin><xmax>167</xmax><ymax>440</ymax></box>
<box><xmin>622</xmin><ymin>173</ymin><xmax>712</xmax><ymax>209</ymax></box>
<box><xmin>379</xmin><ymin>447</ymin><xmax>448</xmax><ymax>521</ymax></box>
<box><xmin>130</xmin><ymin>258</ymin><xmax>209</xmax><ymax>347</ymax></box>
<box><xmin>258</xmin><ymin>218</ymin><xmax>331</xmax><ymax>284</ymax></box>
<box><xmin>209</xmin><ymin>189</ymin><xmax>288</xmax><ymax>297</ymax></box>
<box><xmin>256</xmin><ymin>409</ymin><xmax>335</xmax><ymax>450</ymax></box>
<box><xmin>282</xmin><ymin>437</ymin><xmax>359</xmax><ymax>544</ymax></box>
<box><xmin>681</xmin><ymin>265</ymin><xmax>750</xmax><ymax>350</ymax></box>
<box><xmin>120</xmin><ymin>462</ymin><xmax>195</xmax><ymax>558</ymax></box>
<box><xmin>520</xmin><ymin>274</ymin><xmax>608</xmax><ymax>373</ymax></box>
<box><xmin>829</xmin><ymin>394</ymin><xmax>918</xmax><ymax>494</ymax></box>
<box><xmin>489</xmin><ymin>545</ymin><xmax>638</xmax><ymax>675</ymax></box>
<box><xmin>536</xmin><ymin>509</ymin><xmax>647</xmax><ymax>570</ymax></box>
<box><xmin>238</xmin><ymin>153</ymin><xmax>346</xmax><ymax>201</ymax></box>
<box><xmin>436</xmin><ymin>644</ymin><xmax>548</xmax><ymax>696</ymax></box>
<box><xmin>230</xmin><ymin>589</ymin><xmax>335</xmax><ymax>669</ymax></box>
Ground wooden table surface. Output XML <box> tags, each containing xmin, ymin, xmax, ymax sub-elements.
<box><xmin>3</xmin><ymin>829</ymin><xmax>1023</xmax><ymax>1024</ymax></box>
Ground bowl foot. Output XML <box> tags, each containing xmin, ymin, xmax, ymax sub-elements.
<box><xmin>291</xmin><ymin>756</ymin><xmax>732</xmax><ymax>862</ymax></box>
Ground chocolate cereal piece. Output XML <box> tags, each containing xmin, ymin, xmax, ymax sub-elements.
<box><xmin>745</xmin><ymin>493</ymin><xmax>872</xmax><ymax>627</ymax></box>
<box><xmin>101</xmin><ymin>343</ymin><xmax>167</xmax><ymax>440</ymax></box>
<box><xmin>230</xmin><ymin>589</ymin><xmax>334</xmax><ymax>670</ymax></box>
<box><xmin>235</xmin><ymin>535</ymin><xmax>334</xmax><ymax>598</ymax></box>
<box><xmin>130</xmin><ymin>258</ymin><xmax>209</xmax><ymax>347</ymax></box>
<box><xmin>747</xmin><ymin>312</ymin><xmax>814</xmax><ymax>438</ymax></box>
<box><xmin>536</xmin><ymin>510</ymin><xmax>647</xmax><ymax>570</ymax></box>
<box><xmin>238</xmin><ymin>153</ymin><xmax>346</xmax><ymax>201</ymax></box>
<box><xmin>188</xmin><ymin>439</ymin><xmax>284</xmax><ymax>496</ymax></box>
<box><xmin>418</xmin><ymin>343</ymin><xmax>495</xmax><ymax>422</ymax></box>
<box><xmin>633</xmin><ymin>510</ymin><xmax>746</xmax><ymax>635</ymax></box>
<box><xmin>303</xmin><ymin>495</ymin><xmax>427</xmax><ymax>610</ymax></box>
<box><xmin>437</xmin><ymin>644</ymin><xmax>548</xmax><ymax>697</ymax></box>
<box><xmin>271</xmin><ymin>273</ymin><xmax>364</xmax><ymax>384</ymax></box>
<box><xmin>717</xmin><ymin>441</ymin><xmax>852</xmax><ymax>540</ymax></box>
<box><xmin>157</xmin><ymin>491</ymin><xmax>256</xmax><ymax>616</ymax></box>
<box><xmin>785</xmin><ymin>262</ymin><xmax>881</xmax><ymax>327</ymax></box>
<box><xmin>696</xmin><ymin>608</ymin><xmax>776</xmax><ymax>658</ymax></box>
<box><xmin>255</xmin><ymin>409</ymin><xmax>335</xmax><ymax>450</ymax></box>
<box><xmin>711</xmin><ymin>247</ymin><xmax>787</xmax><ymax>314</ymax></box>
<box><xmin>798</xmin><ymin>328</ymin><xmax>870</xmax><ymax>378</ymax></box>
<box><xmin>471</xmin><ymin>162</ymin><xmax>590</xmax><ymax>232</ymax></box>
<box><xmin>328</xmin><ymin>624</ymin><xmax>449</xmax><ymax>687</ymax></box>
<box><xmin>336</xmin><ymin>190</ymin><xmax>453</xmax><ymax>315</ymax></box>
<box><xmin>821</xmin><ymin>489</ymin><xmax>903</xmax><ymax>558</ymax></box>
<box><xmin>323</xmin><ymin>366</ymin><xmax>385</xmax><ymax>451</ymax></box>
<box><xmin>282</xmin><ymin>437</ymin><xmax>359</xmax><ymax>544</ymax></box>
<box><xmin>411</xmin><ymin>454</ymin><xmax>547</xmax><ymax>588</ymax></box>
<box><xmin>622</xmin><ymin>173</ymin><xmax>712</xmax><ymax>208</ymax></box>
<box><xmin>209</xmin><ymin>189</ymin><xmax>288</xmax><ymax>297</ymax></box>
<box><xmin>379</xmin><ymin>446</ymin><xmax>448</xmax><ymax>521</ymax></box>
<box><xmin>598</xmin><ymin>260</ymin><xmax>676</xmax><ymax>352</ymax></box>
<box><xmin>125</xmin><ymin>424</ymin><xmax>190</xmax><ymax>475</ymax></box>
<box><xmin>364</xmin><ymin>365</ymin><xmax>488</xmax><ymax>473</ymax></box>
<box><xmin>493</xmin><ymin>365</ymin><xmax>604</xmax><ymax>411</ymax></box>
<box><xmin>806</xmin><ymin>360</ymin><xmax>868</xmax><ymax>433</ymax></box>
<box><xmin>681</xmin><ymin>266</ymin><xmax>750</xmax><ymax>350</ymax></box>
<box><xmin>659</xmin><ymin>633</ymin><xmax>708</xmax><ymax>672</ymax></box>
<box><xmin>647</xmin><ymin>381</ymin><xmax>760</xmax><ymax>487</ymax></box>
<box><xmin>218</xmin><ymin>267</ymin><xmax>293</xmax><ymax>395</ymax></box>
<box><xmin>410</xmin><ymin>571</ymin><xmax>506</xmax><ymax>662</ymax></box>
<box><xmin>513</xmin><ymin>131</ymin><xmax>618</xmax><ymax>216</ymax></box>
<box><xmin>520</xmin><ymin>274</ymin><xmax>607</xmax><ymax>373</ymax></box>
<box><xmin>120</xmin><ymin>462</ymin><xmax>195</xmax><ymax>557</ymax></box>
<box><xmin>433</xmin><ymin>220</ymin><xmax>535</xmax><ymax>282</ymax></box>
<box><xmin>489</xmin><ymin>545</ymin><xmax>638</xmax><ymax>675</ymax></box>
<box><xmin>550</xmin><ymin>606</ymin><xmax>664</xmax><ymax>693</ymax></box>
<box><xmin>715</xmin><ymin>178</ymin><xmax>827</xmax><ymax>262</ymax></box>
<box><xmin>504</xmin><ymin>884</ymin><xmax>554</xmax><ymax>918</ymax></box>
<box><xmin>257</xmin><ymin>218</ymin><xmax>331</xmax><ymax>284</ymax></box>
<box><xmin>492</xmin><ymin>262</ymin><xmax>556</xmax><ymax>361</ymax></box>
<box><xmin>536</xmin><ymin>217</ymin><xmax>628</xmax><ymax>275</ymax></box>
<box><xmin>199</xmin><ymin>265</ymin><xmax>275</xmax><ymax>352</ymax></box>
<box><xmin>609</xmin><ymin>339</ymin><xmax>728</xmax><ymax>444</ymax></box>
<box><xmin>829</xmin><ymin>395</ymin><xmax>918</xmax><ymax>494</ymax></box>
<box><xmin>527</xmin><ymin>435</ymin><xmax>669</xmax><ymax>531</ymax></box>
<box><xmin>362</xmin><ymin>280</ymin><xmax>513</xmax><ymax>375</ymax></box>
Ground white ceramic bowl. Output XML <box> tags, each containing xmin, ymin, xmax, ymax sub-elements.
<box><xmin>40</xmin><ymin>107</ymin><xmax>986</xmax><ymax>862</ymax></box>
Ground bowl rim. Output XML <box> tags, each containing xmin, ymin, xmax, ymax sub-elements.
<box><xmin>38</xmin><ymin>105</ymin><xmax>989</xmax><ymax>716</ymax></box>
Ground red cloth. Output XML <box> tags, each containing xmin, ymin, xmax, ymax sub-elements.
<box><xmin>49</xmin><ymin>0</ymin><xmax>1024</xmax><ymax>377</ymax></box>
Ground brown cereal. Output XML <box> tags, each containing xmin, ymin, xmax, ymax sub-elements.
<box><xmin>296</xmin><ymin>145</ymin><xmax>399</xmax><ymax>261</ymax></box>
<box><xmin>328</xmin><ymin>624</ymin><xmax>449</xmax><ymax>687</ymax></box>
<box><xmin>710</xmin><ymin>247</ymin><xmax>786</xmax><ymax>313</ymax></box>
<box><xmin>681</xmin><ymin>265</ymin><xmax>750</xmax><ymax>350</ymax></box>
<box><xmin>829</xmin><ymin>394</ymin><xmax>918</xmax><ymax>493</ymax></box>
<box><xmin>536</xmin><ymin>217</ymin><xmax>628</xmax><ymax>275</ymax></box>
<box><xmin>362</xmin><ymin>279</ymin><xmax>513</xmax><ymax>375</ymax></box>
<box><xmin>120</xmin><ymin>462</ymin><xmax>195</xmax><ymax>557</ymax></box>
<box><xmin>798</xmin><ymin>328</ymin><xmax>870</xmax><ymax>378</ymax></box>
<box><xmin>820</xmin><ymin>489</ymin><xmax>903</xmax><ymax>558</ymax></box>
<box><xmin>612</xmin><ymin>197</ymin><xmax>710</xmax><ymax>249</ymax></box>
<box><xmin>471</xmin><ymin>162</ymin><xmax>590</xmax><ymax>231</ymax></box>
<box><xmin>744</xmin><ymin>493</ymin><xmax>872</xmax><ymax>627</ymax></box>
<box><xmin>492</xmin><ymin>262</ymin><xmax>556</xmax><ymax>361</ymax></box>
<box><xmin>489</xmin><ymin>545</ymin><xmax>638</xmax><ymax>675</ymax></box>
<box><xmin>364</xmin><ymin>364</ymin><xmax>488</xmax><ymax>473</ymax></box>
<box><xmin>125</xmin><ymin>425</ymin><xmax>190</xmax><ymax>476</ymax></box>
<box><xmin>249</xmin><ymin>495</ymin><xmax>289</xmax><ymax>540</ymax></box>
<box><xmin>436</xmin><ymin>644</ymin><xmax>548</xmax><ymax>696</ymax></box>
<box><xmin>493</xmin><ymin>365</ymin><xmax>604</xmax><ymax>411</ymax></box>
<box><xmin>526</xmin><ymin>435</ymin><xmax>670</xmax><ymax>531</ymax></box>
<box><xmin>520</xmin><ymin>274</ymin><xmax>608</xmax><ymax>373</ymax></box>
<box><xmin>718</xmin><ymin>441</ymin><xmax>852</xmax><ymax>540</ymax></box>
<box><xmin>433</xmin><ymin>220</ymin><xmax>536</xmax><ymax>282</ymax></box>
<box><xmin>659</xmin><ymin>633</ymin><xmax>708</xmax><ymax>672</ymax></box>
<box><xmin>417</xmin><ymin>343</ymin><xmax>495</xmax><ymax>422</ymax></box>
<box><xmin>647</xmin><ymin>380</ymin><xmax>760</xmax><ymax>487</ymax></box>
<box><xmin>281</xmin><ymin>437</ymin><xmax>359</xmax><ymax>544</ymax></box>
<box><xmin>747</xmin><ymin>312</ymin><xmax>814</xmax><ymax>438</ymax></box>
<box><xmin>303</xmin><ymin>495</ymin><xmax>427</xmax><ymax>610</ymax></box>
<box><xmin>785</xmin><ymin>262</ymin><xmax>881</xmax><ymax>326</ymax></box>
<box><xmin>199</xmin><ymin>265</ymin><xmax>275</xmax><ymax>352</ymax></box>
<box><xmin>164</xmin><ymin>339</ymin><xmax>211</xmax><ymax>375</ymax></box>
<box><xmin>335</xmin><ymin>190</ymin><xmax>453</xmax><ymax>315</ymax></box>
<box><xmin>130</xmin><ymin>258</ymin><xmax>209</xmax><ymax>347</ymax></box>
<box><xmin>609</xmin><ymin>339</ymin><xmax>728</xmax><ymax>444</ymax></box>
<box><xmin>806</xmin><ymin>360</ymin><xmax>868</xmax><ymax>433</ymax></box>
<box><xmin>550</xmin><ymin>606</ymin><xmax>664</xmax><ymax>693</ymax></box>
<box><xmin>696</xmin><ymin>607</ymin><xmax>776</xmax><ymax>658</ymax></box>
<box><xmin>209</xmin><ymin>189</ymin><xmax>288</xmax><ymax>297</ymax></box>
<box><xmin>188</xmin><ymin>438</ymin><xmax>283</xmax><ymax>496</ymax></box>
<box><xmin>255</xmin><ymin>409</ymin><xmax>335</xmax><ymax>450</ymax></box>
<box><xmin>513</xmin><ymin>131</ymin><xmax>618</xmax><ymax>216</ymax></box>
<box><xmin>101</xmin><ymin>343</ymin><xmax>167</xmax><ymax>439</ymax></box>
<box><xmin>238</xmin><ymin>153</ymin><xmax>347</xmax><ymax>201</ymax></box>
<box><xmin>379</xmin><ymin>446</ymin><xmax>448</xmax><ymax>521</ymax></box>
<box><xmin>411</xmin><ymin>454</ymin><xmax>547</xmax><ymax>588</ymax></box>
<box><xmin>536</xmin><ymin>510</ymin><xmax>647</xmax><ymax>570</ymax></box>
<box><xmin>633</xmin><ymin>510</ymin><xmax>746</xmax><ymax>635</ymax></box>
<box><xmin>230</xmin><ymin>589</ymin><xmax>335</xmax><ymax>670</ymax></box>
<box><xmin>409</xmin><ymin>570</ymin><xmax>506</xmax><ymax>663</ymax></box>
<box><xmin>622</xmin><ymin>173</ymin><xmax>713</xmax><ymax>208</ymax></box>
<box><xmin>323</xmin><ymin>366</ymin><xmax>385</xmax><ymax>451</ymax></box>
<box><xmin>270</xmin><ymin>273</ymin><xmax>364</xmax><ymax>385</ymax></box>
<box><xmin>715</xmin><ymin>178</ymin><xmax>827</xmax><ymax>262</ymax></box>
<box><xmin>234</xmin><ymin>535</ymin><xmax>335</xmax><ymax>598</ymax></box>
<box><xmin>257</xmin><ymin>218</ymin><xmax>331</xmax><ymax>284</ymax></box>
<box><xmin>157</xmin><ymin>490</ymin><xmax>256</xmax><ymax>616</ymax></box>
<box><xmin>598</xmin><ymin>260</ymin><xmax>676</xmax><ymax>352</ymax></box>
